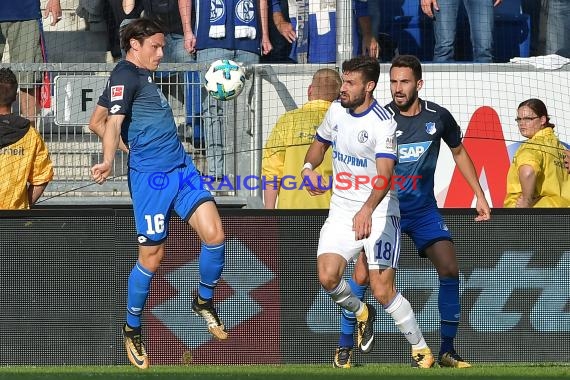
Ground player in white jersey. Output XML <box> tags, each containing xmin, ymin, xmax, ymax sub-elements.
<box><xmin>302</xmin><ymin>56</ymin><xmax>435</xmax><ymax>368</ymax></box>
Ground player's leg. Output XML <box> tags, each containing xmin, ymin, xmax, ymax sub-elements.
<box><xmin>424</xmin><ymin>240</ymin><xmax>471</xmax><ymax>368</ymax></box>
<box><xmin>176</xmin><ymin>164</ymin><xmax>228</xmax><ymax>340</ymax></box>
<box><xmin>335</xmin><ymin>253</ymin><xmax>370</xmax><ymax>367</ymax></box>
<box><xmin>123</xmin><ymin>243</ymin><xmax>165</xmax><ymax>369</ymax></box>
<box><xmin>405</xmin><ymin>209</ymin><xmax>470</xmax><ymax>368</ymax></box>
<box><xmin>365</xmin><ymin>215</ymin><xmax>434</xmax><ymax>368</ymax></box>
<box><xmin>318</xmin><ymin>216</ymin><xmax>374</xmax><ymax>368</ymax></box>
<box><xmin>123</xmin><ymin>170</ymin><xmax>176</xmax><ymax>369</ymax></box>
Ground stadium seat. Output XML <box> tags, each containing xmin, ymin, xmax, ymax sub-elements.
<box><xmin>493</xmin><ymin>0</ymin><xmax>531</xmax><ymax>62</ymax></box>
<box><xmin>384</xmin><ymin>0</ymin><xmax>435</xmax><ymax>61</ymax></box>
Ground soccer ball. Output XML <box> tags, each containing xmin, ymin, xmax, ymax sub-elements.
<box><xmin>204</xmin><ymin>59</ymin><xmax>246</xmax><ymax>101</ymax></box>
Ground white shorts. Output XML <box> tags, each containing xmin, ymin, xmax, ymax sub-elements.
<box><xmin>317</xmin><ymin>208</ymin><xmax>401</xmax><ymax>269</ymax></box>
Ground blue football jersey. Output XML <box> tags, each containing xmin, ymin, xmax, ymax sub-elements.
<box><xmin>386</xmin><ymin>99</ymin><xmax>462</xmax><ymax>215</ymax></box>
<box><xmin>103</xmin><ymin>60</ymin><xmax>186</xmax><ymax>172</ymax></box>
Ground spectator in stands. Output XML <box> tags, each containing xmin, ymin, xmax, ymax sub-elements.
<box><xmin>262</xmin><ymin>68</ymin><xmax>341</xmax><ymax>209</ymax></box>
<box><xmin>504</xmin><ymin>98</ymin><xmax>570</xmax><ymax>208</ymax></box>
<box><xmin>106</xmin><ymin>0</ymin><xmax>143</xmax><ymax>60</ymax></box>
<box><xmin>0</xmin><ymin>0</ymin><xmax>62</xmax><ymax>122</ymax></box>
<box><xmin>90</xmin><ymin>18</ymin><xmax>228</xmax><ymax>370</ymax></box>
<box><xmin>565</xmin><ymin>150</ymin><xmax>570</xmax><ymax>173</ymax></box>
<box><xmin>421</xmin><ymin>0</ymin><xmax>502</xmax><ymax>63</ymax></box>
<box><xmin>271</xmin><ymin>0</ymin><xmax>379</xmax><ymax>63</ymax></box>
<box><xmin>545</xmin><ymin>0</ymin><xmax>570</xmax><ymax>57</ymax></box>
<box><xmin>261</xmin><ymin>0</ymin><xmax>295</xmax><ymax>63</ymax></box>
<box><xmin>178</xmin><ymin>0</ymin><xmax>272</xmax><ymax>180</ymax></box>
<box><xmin>0</xmin><ymin>68</ymin><xmax>53</xmax><ymax>210</ymax></box>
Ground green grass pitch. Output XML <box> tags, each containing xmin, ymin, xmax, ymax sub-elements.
<box><xmin>0</xmin><ymin>364</ymin><xmax>569</xmax><ymax>380</ymax></box>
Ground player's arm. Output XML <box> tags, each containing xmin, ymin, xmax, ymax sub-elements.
<box><xmin>353</xmin><ymin>157</ymin><xmax>395</xmax><ymax>240</ymax></box>
<box><xmin>89</xmin><ymin>104</ymin><xmax>129</xmax><ymax>153</ymax></box>
<box><xmin>91</xmin><ymin>114</ymin><xmax>124</xmax><ymax>184</ymax></box>
<box><xmin>450</xmin><ymin>143</ymin><xmax>491</xmax><ymax>220</ymax></box>
<box><xmin>515</xmin><ymin>165</ymin><xmax>537</xmax><ymax>208</ymax></box>
<box><xmin>302</xmin><ymin>138</ymin><xmax>330</xmax><ymax>196</ymax></box>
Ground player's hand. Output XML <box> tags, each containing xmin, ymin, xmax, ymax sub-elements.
<box><xmin>352</xmin><ymin>206</ymin><xmax>373</xmax><ymax>240</ymax></box>
<box><xmin>302</xmin><ymin>168</ymin><xmax>328</xmax><ymax>196</ymax></box>
<box><xmin>474</xmin><ymin>196</ymin><xmax>491</xmax><ymax>221</ymax></box>
<box><xmin>421</xmin><ymin>0</ymin><xmax>439</xmax><ymax>18</ymax></box>
<box><xmin>564</xmin><ymin>149</ymin><xmax>570</xmax><ymax>174</ymax></box>
<box><xmin>91</xmin><ymin>161</ymin><xmax>112</xmax><ymax>184</ymax></box>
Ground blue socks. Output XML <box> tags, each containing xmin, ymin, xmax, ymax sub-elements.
<box><xmin>439</xmin><ymin>276</ymin><xmax>460</xmax><ymax>354</ymax></box>
<box><xmin>198</xmin><ymin>242</ymin><xmax>225</xmax><ymax>300</ymax></box>
<box><xmin>126</xmin><ymin>261</ymin><xmax>154</xmax><ymax>328</ymax></box>
<box><xmin>338</xmin><ymin>278</ymin><xmax>368</xmax><ymax>348</ymax></box>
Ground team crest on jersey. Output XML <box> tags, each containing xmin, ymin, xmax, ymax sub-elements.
<box><xmin>210</xmin><ymin>0</ymin><xmax>225</xmax><ymax>22</ymax></box>
<box><xmin>425</xmin><ymin>121</ymin><xmax>436</xmax><ymax>135</ymax></box>
<box><xmin>357</xmin><ymin>130</ymin><xmax>368</xmax><ymax>143</ymax></box>
<box><xmin>235</xmin><ymin>0</ymin><xmax>255</xmax><ymax>23</ymax></box>
<box><xmin>111</xmin><ymin>85</ymin><xmax>124</xmax><ymax>101</ymax></box>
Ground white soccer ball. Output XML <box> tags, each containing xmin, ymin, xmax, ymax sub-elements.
<box><xmin>204</xmin><ymin>59</ymin><xmax>246</xmax><ymax>101</ymax></box>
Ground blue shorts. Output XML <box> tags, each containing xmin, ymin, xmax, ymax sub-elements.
<box><xmin>128</xmin><ymin>164</ymin><xmax>214</xmax><ymax>245</ymax></box>
<box><xmin>401</xmin><ymin>209</ymin><xmax>453</xmax><ymax>257</ymax></box>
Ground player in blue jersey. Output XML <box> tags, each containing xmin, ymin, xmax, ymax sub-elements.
<box><xmin>333</xmin><ymin>55</ymin><xmax>491</xmax><ymax>369</ymax></box>
<box><xmin>90</xmin><ymin>18</ymin><xmax>227</xmax><ymax>370</ymax></box>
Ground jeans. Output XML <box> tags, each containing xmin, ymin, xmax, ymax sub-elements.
<box><xmin>197</xmin><ymin>48</ymin><xmax>259</xmax><ymax>178</ymax></box>
<box><xmin>546</xmin><ymin>0</ymin><xmax>570</xmax><ymax>55</ymax></box>
<box><xmin>433</xmin><ymin>0</ymin><xmax>494</xmax><ymax>62</ymax></box>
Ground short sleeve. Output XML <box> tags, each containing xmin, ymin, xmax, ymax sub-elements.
<box><xmin>107</xmin><ymin>65</ymin><xmax>140</xmax><ymax>116</ymax></box>
<box><xmin>441</xmin><ymin>108</ymin><xmax>462</xmax><ymax>149</ymax></box>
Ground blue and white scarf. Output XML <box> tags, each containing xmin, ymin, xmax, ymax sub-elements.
<box><xmin>209</xmin><ymin>0</ymin><xmax>257</xmax><ymax>39</ymax></box>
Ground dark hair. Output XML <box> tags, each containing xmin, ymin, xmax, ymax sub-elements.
<box><xmin>120</xmin><ymin>18</ymin><xmax>164</xmax><ymax>53</ymax></box>
<box><xmin>390</xmin><ymin>55</ymin><xmax>422</xmax><ymax>81</ymax></box>
<box><xmin>518</xmin><ymin>98</ymin><xmax>555</xmax><ymax>128</ymax></box>
<box><xmin>0</xmin><ymin>68</ymin><xmax>18</xmax><ymax>106</ymax></box>
<box><xmin>341</xmin><ymin>56</ymin><xmax>380</xmax><ymax>91</ymax></box>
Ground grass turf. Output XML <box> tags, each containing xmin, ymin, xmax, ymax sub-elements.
<box><xmin>0</xmin><ymin>364</ymin><xmax>569</xmax><ymax>380</ymax></box>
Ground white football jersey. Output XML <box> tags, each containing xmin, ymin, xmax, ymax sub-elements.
<box><xmin>316</xmin><ymin>99</ymin><xmax>399</xmax><ymax>217</ymax></box>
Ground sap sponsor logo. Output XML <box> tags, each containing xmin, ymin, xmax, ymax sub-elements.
<box><xmin>110</xmin><ymin>85</ymin><xmax>124</xmax><ymax>101</ymax></box>
<box><xmin>306</xmin><ymin>251</ymin><xmax>570</xmax><ymax>334</ymax></box>
<box><xmin>398</xmin><ymin>141</ymin><xmax>432</xmax><ymax>163</ymax></box>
